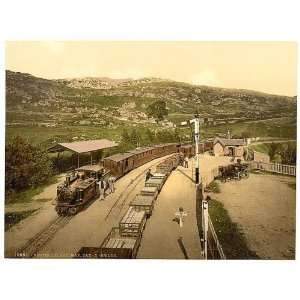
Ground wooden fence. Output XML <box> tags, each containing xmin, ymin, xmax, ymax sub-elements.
<box><xmin>250</xmin><ymin>161</ymin><xmax>296</xmax><ymax>176</ymax></box>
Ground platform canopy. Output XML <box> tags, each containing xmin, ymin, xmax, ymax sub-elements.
<box><xmin>48</xmin><ymin>139</ymin><xmax>119</xmax><ymax>154</ymax></box>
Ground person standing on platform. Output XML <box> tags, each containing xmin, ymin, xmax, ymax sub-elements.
<box><xmin>184</xmin><ymin>156</ymin><xmax>189</xmax><ymax>168</ymax></box>
<box><xmin>99</xmin><ymin>179</ymin><xmax>106</xmax><ymax>200</ymax></box>
<box><xmin>108</xmin><ymin>175</ymin><xmax>116</xmax><ymax>193</ymax></box>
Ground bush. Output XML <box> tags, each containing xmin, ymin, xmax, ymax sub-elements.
<box><xmin>5</xmin><ymin>136</ymin><xmax>53</xmax><ymax>193</ymax></box>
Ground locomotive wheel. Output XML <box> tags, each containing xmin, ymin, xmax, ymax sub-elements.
<box><xmin>69</xmin><ymin>207</ymin><xmax>78</xmax><ymax>215</ymax></box>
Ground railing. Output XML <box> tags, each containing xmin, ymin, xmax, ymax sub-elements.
<box><xmin>250</xmin><ymin>161</ymin><xmax>296</xmax><ymax>176</ymax></box>
<box><xmin>207</xmin><ymin>214</ymin><xmax>226</xmax><ymax>259</ymax></box>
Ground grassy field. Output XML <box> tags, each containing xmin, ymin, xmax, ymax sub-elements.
<box><xmin>5</xmin><ymin>210</ymin><xmax>38</xmax><ymax>231</ymax></box>
<box><xmin>208</xmin><ymin>199</ymin><xmax>259</xmax><ymax>259</ymax></box>
<box><xmin>6</xmin><ymin>175</ymin><xmax>59</xmax><ymax>205</ymax></box>
<box><xmin>203</xmin><ymin>117</ymin><xmax>296</xmax><ymax>139</ymax></box>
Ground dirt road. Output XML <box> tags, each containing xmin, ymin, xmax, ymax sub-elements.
<box><xmin>213</xmin><ymin>173</ymin><xmax>296</xmax><ymax>259</ymax></box>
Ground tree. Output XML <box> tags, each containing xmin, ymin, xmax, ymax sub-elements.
<box><xmin>5</xmin><ymin>136</ymin><xmax>53</xmax><ymax>193</ymax></box>
<box><xmin>145</xmin><ymin>128</ymin><xmax>154</xmax><ymax>144</ymax></box>
<box><xmin>121</xmin><ymin>128</ymin><xmax>130</xmax><ymax>143</ymax></box>
<box><xmin>173</xmin><ymin>128</ymin><xmax>181</xmax><ymax>142</ymax></box>
<box><xmin>280</xmin><ymin>142</ymin><xmax>296</xmax><ymax>165</ymax></box>
<box><xmin>267</xmin><ymin>142</ymin><xmax>281</xmax><ymax>161</ymax></box>
<box><xmin>146</xmin><ymin>100</ymin><xmax>168</xmax><ymax>122</ymax></box>
<box><xmin>130</xmin><ymin>129</ymin><xmax>141</xmax><ymax>147</ymax></box>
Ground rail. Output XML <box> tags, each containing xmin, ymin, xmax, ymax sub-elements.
<box><xmin>250</xmin><ymin>161</ymin><xmax>296</xmax><ymax>176</ymax></box>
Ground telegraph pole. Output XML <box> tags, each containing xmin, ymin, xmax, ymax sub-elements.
<box><xmin>181</xmin><ymin>115</ymin><xmax>208</xmax><ymax>259</ymax></box>
<box><xmin>181</xmin><ymin>114</ymin><xmax>201</xmax><ymax>184</ymax></box>
<box><xmin>194</xmin><ymin>115</ymin><xmax>200</xmax><ymax>184</ymax></box>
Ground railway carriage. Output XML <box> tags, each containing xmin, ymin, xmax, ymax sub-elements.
<box><xmin>179</xmin><ymin>144</ymin><xmax>194</xmax><ymax>158</ymax></box>
<box><xmin>126</xmin><ymin>147</ymin><xmax>155</xmax><ymax>168</ymax></box>
<box><xmin>103</xmin><ymin>152</ymin><xmax>135</xmax><ymax>178</ymax></box>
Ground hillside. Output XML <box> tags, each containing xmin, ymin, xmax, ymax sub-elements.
<box><xmin>6</xmin><ymin>70</ymin><xmax>297</xmax><ymax>146</ymax></box>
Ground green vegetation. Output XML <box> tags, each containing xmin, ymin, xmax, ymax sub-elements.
<box><xmin>146</xmin><ymin>100</ymin><xmax>168</xmax><ymax>122</ymax></box>
<box><xmin>248</xmin><ymin>143</ymin><xmax>270</xmax><ymax>154</ymax></box>
<box><xmin>205</xmin><ymin>117</ymin><xmax>296</xmax><ymax>140</ymax></box>
<box><xmin>249</xmin><ymin>141</ymin><xmax>296</xmax><ymax>164</ymax></box>
<box><xmin>205</xmin><ymin>181</ymin><xmax>221</xmax><ymax>193</ymax></box>
<box><xmin>6</xmin><ymin>176</ymin><xmax>58</xmax><ymax>204</ymax></box>
<box><xmin>5</xmin><ymin>136</ymin><xmax>54</xmax><ymax>204</ymax></box>
<box><xmin>5</xmin><ymin>209</ymin><xmax>38</xmax><ymax>231</ymax></box>
<box><xmin>208</xmin><ymin>199</ymin><xmax>259</xmax><ymax>259</ymax></box>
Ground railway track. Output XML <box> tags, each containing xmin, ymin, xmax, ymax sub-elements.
<box><xmin>104</xmin><ymin>156</ymin><xmax>169</xmax><ymax>221</ymax></box>
<box><xmin>16</xmin><ymin>155</ymin><xmax>171</xmax><ymax>257</ymax></box>
<box><xmin>16</xmin><ymin>216</ymin><xmax>72</xmax><ymax>258</ymax></box>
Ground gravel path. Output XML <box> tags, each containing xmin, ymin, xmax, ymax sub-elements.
<box><xmin>213</xmin><ymin>173</ymin><xmax>296</xmax><ymax>259</ymax></box>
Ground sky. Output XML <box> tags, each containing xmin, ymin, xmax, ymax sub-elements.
<box><xmin>6</xmin><ymin>41</ymin><xmax>297</xmax><ymax>96</ymax></box>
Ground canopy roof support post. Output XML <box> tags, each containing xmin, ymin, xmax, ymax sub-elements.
<box><xmin>90</xmin><ymin>152</ymin><xmax>93</xmax><ymax>165</ymax></box>
<box><xmin>78</xmin><ymin>154</ymin><xmax>80</xmax><ymax>168</ymax></box>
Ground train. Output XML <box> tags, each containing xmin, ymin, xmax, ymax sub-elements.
<box><xmin>76</xmin><ymin>153</ymin><xmax>181</xmax><ymax>259</ymax></box>
<box><xmin>55</xmin><ymin>141</ymin><xmax>212</xmax><ymax>216</ymax></box>
<box><xmin>55</xmin><ymin>165</ymin><xmax>110</xmax><ymax>216</ymax></box>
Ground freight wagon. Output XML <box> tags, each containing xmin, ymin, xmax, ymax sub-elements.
<box><xmin>119</xmin><ymin>207</ymin><xmax>147</xmax><ymax>237</ymax></box>
<box><xmin>76</xmin><ymin>227</ymin><xmax>141</xmax><ymax>259</ymax></box>
<box><xmin>130</xmin><ymin>194</ymin><xmax>156</xmax><ymax>217</ymax></box>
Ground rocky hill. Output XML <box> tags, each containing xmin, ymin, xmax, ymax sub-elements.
<box><xmin>6</xmin><ymin>70</ymin><xmax>296</xmax><ymax>127</ymax></box>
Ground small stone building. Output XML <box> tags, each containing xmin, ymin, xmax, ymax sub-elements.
<box><xmin>213</xmin><ymin>137</ymin><xmax>246</xmax><ymax>157</ymax></box>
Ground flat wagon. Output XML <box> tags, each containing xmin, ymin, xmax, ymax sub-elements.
<box><xmin>130</xmin><ymin>193</ymin><xmax>156</xmax><ymax>217</ymax></box>
<box><xmin>152</xmin><ymin>172</ymin><xmax>167</xmax><ymax>184</ymax></box>
<box><xmin>140</xmin><ymin>186</ymin><xmax>158</xmax><ymax>199</ymax></box>
<box><xmin>145</xmin><ymin>177</ymin><xmax>164</xmax><ymax>191</ymax></box>
<box><xmin>76</xmin><ymin>227</ymin><xmax>141</xmax><ymax>259</ymax></box>
<box><xmin>119</xmin><ymin>207</ymin><xmax>147</xmax><ymax>237</ymax></box>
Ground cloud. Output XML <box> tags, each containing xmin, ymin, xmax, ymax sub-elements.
<box><xmin>189</xmin><ymin>70</ymin><xmax>217</xmax><ymax>86</ymax></box>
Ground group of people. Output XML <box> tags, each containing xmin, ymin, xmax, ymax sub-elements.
<box><xmin>98</xmin><ymin>175</ymin><xmax>116</xmax><ymax>200</ymax></box>
<box><xmin>179</xmin><ymin>154</ymin><xmax>189</xmax><ymax>168</ymax></box>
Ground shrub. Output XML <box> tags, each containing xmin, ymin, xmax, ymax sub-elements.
<box><xmin>5</xmin><ymin>136</ymin><xmax>53</xmax><ymax>193</ymax></box>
